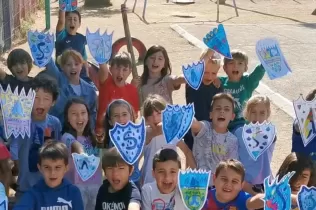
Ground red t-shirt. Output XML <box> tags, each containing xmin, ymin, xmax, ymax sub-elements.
<box><xmin>96</xmin><ymin>76</ymin><xmax>139</xmax><ymax>130</ymax></box>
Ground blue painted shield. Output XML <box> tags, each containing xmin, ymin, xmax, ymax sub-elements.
<box><xmin>298</xmin><ymin>186</ymin><xmax>316</xmax><ymax>210</ymax></box>
<box><xmin>182</xmin><ymin>61</ymin><xmax>205</xmax><ymax>90</ymax></box>
<box><xmin>0</xmin><ymin>183</ymin><xmax>8</xmax><ymax>210</ymax></box>
<box><xmin>59</xmin><ymin>0</ymin><xmax>78</xmax><ymax>11</ymax></box>
<box><xmin>27</xmin><ymin>30</ymin><xmax>54</xmax><ymax>68</ymax></box>
<box><xmin>72</xmin><ymin>153</ymin><xmax>100</xmax><ymax>182</ymax></box>
<box><xmin>162</xmin><ymin>104</ymin><xmax>195</xmax><ymax>144</ymax></box>
<box><xmin>86</xmin><ymin>28</ymin><xmax>113</xmax><ymax>64</ymax></box>
<box><xmin>109</xmin><ymin>117</ymin><xmax>146</xmax><ymax>165</ymax></box>
<box><xmin>203</xmin><ymin>24</ymin><xmax>232</xmax><ymax>59</ymax></box>
<box><xmin>178</xmin><ymin>169</ymin><xmax>211</xmax><ymax>210</ymax></box>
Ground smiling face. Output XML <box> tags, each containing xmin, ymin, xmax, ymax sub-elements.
<box><xmin>224</xmin><ymin>59</ymin><xmax>247</xmax><ymax>82</ymax></box>
<box><xmin>247</xmin><ymin>102</ymin><xmax>269</xmax><ymax>124</ymax></box>
<box><xmin>32</xmin><ymin>88</ymin><xmax>55</xmax><ymax>121</ymax></box>
<box><xmin>109</xmin><ymin>104</ymin><xmax>132</xmax><ymax>126</ymax></box>
<box><xmin>210</xmin><ymin>98</ymin><xmax>235</xmax><ymax>133</ymax></box>
<box><xmin>65</xmin><ymin>12</ymin><xmax>80</xmax><ymax>35</ymax></box>
<box><xmin>146</xmin><ymin>51</ymin><xmax>166</xmax><ymax>77</ymax></box>
<box><xmin>11</xmin><ymin>62</ymin><xmax>29</xmax><ymax>81</ymax></box>
<box><xmin>213</xmin><ymin>167</ymin><xmax>244</xmax><ymax>203</ymax></box>
<box><xmin>152</xmin><ymin>160</ymin><xmax>179</xmax><ymax>194</ymax></box>
<box><xmin>61</xmin><ymin>56</ymin><xmax>82</xmax><ymax>84</ymax></box>
<box><xmin>110</xmin><ymin>64</ymin><xmax>131</xmax><ymax>87</ymax></box>
<box><xmin>291</xmin><ymin>169</ymin><xmax>311</xmax><ymax>194</ymax></box>
<box><xmin>67</xmin><ymin>103</ymin><xmax>88</xmax><ymax>136</ymax></box>
<box><xmin>105</xmin><ymin>163</ymin><xmax>133</xmax><ymax>192</ymax></box>
<box><xmin>38</xmin><ymin>158</ymin><xmax>68</xmax><ymax>188</ymax></box>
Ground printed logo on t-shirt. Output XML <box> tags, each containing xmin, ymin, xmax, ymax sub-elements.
<box><xmin>102</xmin><ymin>202</ymin><xmax>126</xmax><ymax>210</ymax></box>
<box><xmin>152</xmin><ymin>197</ymin><xmax>175</xmax><ymax>210</ymax></box>
<box><xmin>40</xmin><ymin>197</ymin><xmax>72</xmax><ymax>210</ymax></box>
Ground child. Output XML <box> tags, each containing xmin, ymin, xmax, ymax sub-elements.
<box><xmin>234</xmin><ymin>95</ymin><xmax>276</xmax><ymax>195</ymax></box>
<box><xmin>96</xmin><ymin>52</ymin><xmax>139</xmax><ymax>133</ymax></box>
<box><xmin>0</xmin><ymin>49</ymin><xmax>33</xmax><ymax>92</ymax></box>
<box><xmin>276</xmin><ymin>152</ymin><xmax>315</xmax><ymax>209</ymax></box>
<box><xmin>0</xmin><ymin>143</ymin><xmax>13</xmax><ymax>196</ymax></box>
<box><xmin>44</xmin><ymin>50</ymin><xmax>99</xmax><ymax>127</ymax></box>
<box><xmin>55</xmin><ymin>9</ymin><xmax>91</xmax><ymax>84</ymax></box>
<box><xmin>95</xmin><ymin>147</ymin><xmax>141</xmax><ymax>210</ymax></box>
<box><xmin>61</xmin><ymin>97</ymin><xmax>101</xmax><ymax>209</ymax></box>
<box><xmin>14</xmin><ymin>75</ymin><xmax>62</xmax><ymax>199</ymax></box>
<box><xmin>140</xmin><ymin>45</ymin><xmax>186</xmax><ymax>104</ymax></box>
<box><xmin>141</xmin><ymin>94</ymin><xmax>196</xmax><ymax>185</ymax></box>
<box><xmin>13</xmin><ymin>141</ymin><xmax>84</xmax><ymax>210</ymax></box>
<box><xmin>292</xmin><ymin>89</ymin><xmax>316</xmax><ymax>162</ymax></box>
<box><xmin>191</xmin><ymin>93</ymin><xmax>238</xmax><ymax>185</ymax></box>
<box><xmin>102</xmin><ymin>99</ymin><xmax>141</xmax><ymax>184</ymax></box>
<box><xmin>184</xmin><ymin>48</ymin><xmax>223</xmax><ymax>150</ymax></box>
<box><xmin>203</xmin><ymin>159</ymin><xmax>265</xmax><ymax>209</ymax></box>
<box><xmin>221</xmin><ymin>50</ymin><xmax>266</xmax><ymax>131</ymax></box>
<box><xmin>141</xmin><ymin>148</ymin><xmax>186</xmax><ymax>209</ymax></box>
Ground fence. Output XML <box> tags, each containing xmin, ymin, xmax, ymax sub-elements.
<box><xmin>0</xmin><ymin>0</ymin><xmax>43</xmax><ymax>54</ymax></box>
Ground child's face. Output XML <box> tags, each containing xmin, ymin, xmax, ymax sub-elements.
<box><xmin>291</xmin><ymin>169</ymin><xmax>311</xmax><ymax>194</ymax></box>
<box><xmin>32</xmin><ymin>88</ymin><xmax>55</xmax><ymax>121</ymax></box>
<box><xmin>213</xmin><ymin>168</ymin><xmax>243</xmax><ymax>203</ymax></box>
<box><xmin>152</xmin><ymin>160</ymin><xmax>179</xmax><ymax>194</ymax></box>
<box><xmin>38</xmin><ymin>158</ymin><xmax>68</xmax><ymax>188</ymax></box>
<box><xmin>62</xmin><ymin>56</ymin><xmax>82</xmax><ymax>83</ymax></box>
<box><xmin>146</xmin><ymin>110</ymin><xmax>162</xmax><ymax>126</ymax></box>
<box><xmin>67</xmin><ymin>103</ymin><xmax>88</xmax><ymax>136</ymax></box>
<box><xmin>109</xmin><ymin>105</ymin><xmax>132</xmax><ymax>126</ymax></box>
<box><xmin>247</xmin><ymin>103</ymin><xmax>269</xmax><ymax>124</ymax></box>
<box><xmin>146</xmin><ymin>51</ymin><xmax>165</xmax><ymax>75</ymax></box>
<box><xmin>210</xmin><ymin>99</ymin><xmax>235</xmax><ymax>132</ymax></box>
<box><xmin>11</xmin><ymin>62</ymin><xmax>29</xmax><ymax>81</ymax></box>
<box><xmin>105</xmin><ymin>163</ymin><xmax>133</xmax><ymax>192</ymax></box>
<box><xmin>110</xmin><ymin>64</ymin><xmax>131</xmax><ymax>87</ymax></box>
<box><xmin>203</xmin><ymin>60</ymin><xmax>220</xmax><ymax>85</ymax></box>
<box><xmin>224</xmin><ymin>59</ymin><xmax>247</xmax><ymax>82</ymax></box>
<box><xmin>65</xmin><ymin>13</ymin><xmax>80</xmax><ymax>35</ymax></box>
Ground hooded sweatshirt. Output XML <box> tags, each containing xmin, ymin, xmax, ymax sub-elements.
<box><xmin>13</xmin><ymin>178</ymin><xmax>84</xmax><ymax>210</ymax></box>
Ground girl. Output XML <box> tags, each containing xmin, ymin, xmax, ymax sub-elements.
<box><xmin>141</xmin><ymin>94</ymin><xmax>196</xmax><ymax>185</ymax></box>
<box><xmin>103</xmin><ymin>99</ymin><xmax>141</xmax><ymax>184</ymax></box>
<box><xmin>234</xmin><ymin>95</ymin><xmax>276</xmax><ymax>196</ymax></box>
<box><xmin>276</xmin><ymin>152</ymin><xmax>315</xmax><ymax>210</ymax></box>
<box><xmin>140</xmin><ymin>45</ymin><xmax>186</xmax><ymax>104</ymax></box>
<box><xmin>61</xmin><ymin>98</ymin><xmax>101</xmax><ymax>210</ymax></box>
<box><xmin>44</xmin><ymin>49</ymin><xmax>101</xmax><ymax>127</ymax></box>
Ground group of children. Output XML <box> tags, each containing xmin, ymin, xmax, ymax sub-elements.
<box><xmin>0</xmin><ymin>7</ymin><xmax>315</xmax><ymax>210</ymax></box>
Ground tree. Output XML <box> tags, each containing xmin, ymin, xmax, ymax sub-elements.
<box><xmin>84</xmin><ymin>0</ymin><xmax>113</xmax><ymax>7</ymax></box>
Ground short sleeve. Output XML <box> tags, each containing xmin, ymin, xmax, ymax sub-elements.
<box><xmin>141</xmin><ymin>184</ymin><xmax>152</xmax><ymax>209</ymax></box>
<box><xmin>56</xmin><ymin>29</ymin><xmax>67</xmax><ymax>41</ymax></box>
<box><xmin>61</xmin><ymin>133</ymin><xmax>76</xmax><ymax>149</ymax></box>
<box><xmin>130</xmin><ymin>182</ymin><xmax>141</xmax><ymax>205</ymax></box>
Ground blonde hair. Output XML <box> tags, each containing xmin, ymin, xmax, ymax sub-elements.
<box><xmin>244</xmin><ymin>95</ymin><xmax>271</xmax><ymax>120</ymax></box>
<box><xmin>200</xmin><ymin>48</ymin><xmax>221</xmax><ymax>65</ymax></box>
<box><xmin>57</xmin><ymin>49</ymin><xmax>84</xmax><ymax>67</ymax></box>
<box><xmin>224</xmin><ymin>49</ymin><xmax>249</xmax><ymax>66</ymax></box>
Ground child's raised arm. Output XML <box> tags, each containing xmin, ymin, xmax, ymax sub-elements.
<box><xmin>171</xmin><ymin>74</ymin><xmax>186</xmax><ymax>88</ymax></box>
<box><xmin>246</xmin><ymin>193</ymin><xmax>264</xmax><ymax>209</ymax></box>
<box><xmin>246</xmin><ymin>64</ymin><xmax>265</xmax><ymax>92</ymax></box>
<box><xmin>56</xmin><ymin>10</ymin><xmax>66</xmax><ymax>34</ymax></box>
<box><xmin>191</xmin><ymin>118</ymin><xmax>203</xmax><ymax>135</ymax></box>
<box><xmin>98</xmin><ymin>63</ymin><xmax>109</xmax><ymax>84</ymax></box>
<box><xmin>44</xmin><ymin>59</ymin><xmax>62</xmax><ymax>83</ymax></box>
<box><xmin>177</xmin><ymin>141</ymin><xmax>197</xmax><ymax>169</ymax></box>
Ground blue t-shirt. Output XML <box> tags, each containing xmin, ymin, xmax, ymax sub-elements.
<box><xmin>292</xmin><ymin>121</ymin><xmax>316</xmax><ymax>162</ymax></box>
<box><xmin>13</xmin><ymin>178</ymin><xmax>84</xmax><ymax>210</ymax></box>
<box><xmin>16</xmin><ymin>115</ymin><xmax>62</xmax><ymax>192</ymax></box>
<box><xmin>203</xmin><ymin>188</ymin><xmax>251</xmax><ymax>210</ymax></box>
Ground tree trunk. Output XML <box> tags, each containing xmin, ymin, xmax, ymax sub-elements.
<box><xmin>84</xmin><ymin>0</ymin><xmax>112</xmax><ymax>8</ymax></box>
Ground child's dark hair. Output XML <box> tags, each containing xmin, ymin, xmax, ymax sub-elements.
<box><xmin>223</xmin><ymin>50</ymin><xmax>248</xmax><ymax>66</ymax></box>
<box><xmin>7</xmin><ymin>49</ymin><xmax>33</xmax><ymax>73</ymax></box>
<box><xmin>63</xmin><ymin>97</ymin><xmax>98</xmax><ymax>147</ymax></box>
<box><xmin>142</xmin><ymin>94</ymin><xmax>167</xmax><ymax>119</ymax></box>
<box><xmin>152</xmin><ymin>148</ymin><xmax>181</xmax><ymax>170</ymax></box>
<box><xmin>211</xmin><ymin>93</ymin><xmax>235</xmax><ymax>111</ymax></box>
<box><xmin>110</xmin><ymin>52</ymin><xmax>132</xmax><ymax>68</ymax></box>
<box><xmin>102</xmin><ymin>147</ymin><xmax>132</xmax><ymax>170</ymax></box>
<box><xmin>32</xmin><ymin>74</ymin><xmax>59</xmax><ymax>101</ymax></box>
<box><xmin>65</xmin><ymin>10</ymin><xmax>81</xmax><ymax>23</ymax></box>
<box><xmin>141</xmin><ymin>45</ymin><xmax>171</xmax><ymax>86</ymax></box>
<box><xmin>277</xmin><ymin>152</ymin><xmax>315</xmax><ymax>187</ymax></box>
<box><xmin>103</xmin><ymin>99</ymin><xmax>135</xmax><ymax>148</ymax></box>
<box><xmin>215</xmin><ymin>159</ymin><xmax>246</xmax><ymax>181</ymax></box>
<box><xmin>39</xmin><ymin>141</ymin><xmax>68</xmax><ymax>165</ymax></box>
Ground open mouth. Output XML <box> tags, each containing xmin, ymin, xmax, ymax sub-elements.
<box><xmin>36</xmin><ymin>108</ymin><xmax>45</xmax><ymax>115</ymax></box>
<box><xmin>77</xmin><ymin>122</ymin><xmax>84</xmax><ymax>128</ymax></box>
<box><xmin>112</xmin><ymin>179</ymin><xmax>121</xmax><ymax>185</ymax></box>
<box><xmin>49</xmin><ymin>178</ymin><xmax>57</xmax><ymax>182</ymax></box>
<box><xmin>162</xmin><ymin>182</ymin><xmax>173</xmax><ymax>189</ymax></box>
<box><xmin>152</xmin><ymin>64</ymin><xmax>159</xmax><ymax>70</ymax></box>
<box><xmin>69</xmin><ymin>26</ymin><xmax>75</xmax><ymax>30</ymax></box>
<box><xmin>116</xmin><ymin>76</ymin><xmax>123</xmax><ymax>83</ymax></box>
<box><xmin>217</xmin><ymin>116</ymin><xmax>226</xmax><ymax>122</ymax></box>
<box><xmin>222</xmin><ymin>188</ymin><xmax>232</xmax><ymax>193</ymax></box>
<box><xmin>70</xmin><ymin>71</ymin><xmax>77</xmax><ymax>76</ymax></box>
<box><xmin>232</xmin><ymin>70</ymin><xmax>239</xmax><ymax>75</ymax></box>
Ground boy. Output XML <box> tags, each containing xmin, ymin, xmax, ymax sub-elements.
<box><xmin>185</xmin><ymin>49</ymin><xmax>223</xmax><ymax>150</ymax></box>
<box><xmin>96</xmin><ymin>52</ymin><xmax>139</xmax><ymax>133</ymax></box>
<box><xmin>191</xmin><ymin>93</ymin><xmax>238</xmax><ymax>186</ymax></box>
<box><xmin>55</xmin><ymin>9</ymin><xmax>91</xmax><ymax>85</ymax></box>
<box><xmin>141</xmin><ymin>148</ymin><xmax>186</xmax><ymax>209</ymax></box>
<box><xmin>203</xmin><ymin>159</ymin><xmax>264</xmax><ymax>209</ymax></box>
<box><xmin>220</xmin><ymin>50</ymin><xmax>265</xmax><ymax>131</ymax></box>
<box><xmin>95</xmin><ymin>147</ymin><xmax>141</xmax><ymax>210</ymax></box>
<box><xmin>13</xmin><ymin>141</ymin><xmax>84</xmax><ymax>210</ymax></box>
<box><xmin>14</xmin><ymin>75</ymin><xmax>62</xmax><ymax>200</ymax></box>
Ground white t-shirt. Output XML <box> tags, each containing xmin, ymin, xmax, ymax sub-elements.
<box><xmin>141</xmin><ymin>182</ymin><xmax>185</xmax><ymax>210</ymax></box>
<box><xmin>142</xmin><ymin>134</ymin><xmax>177</xmax><ymax>185</ymax></box>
